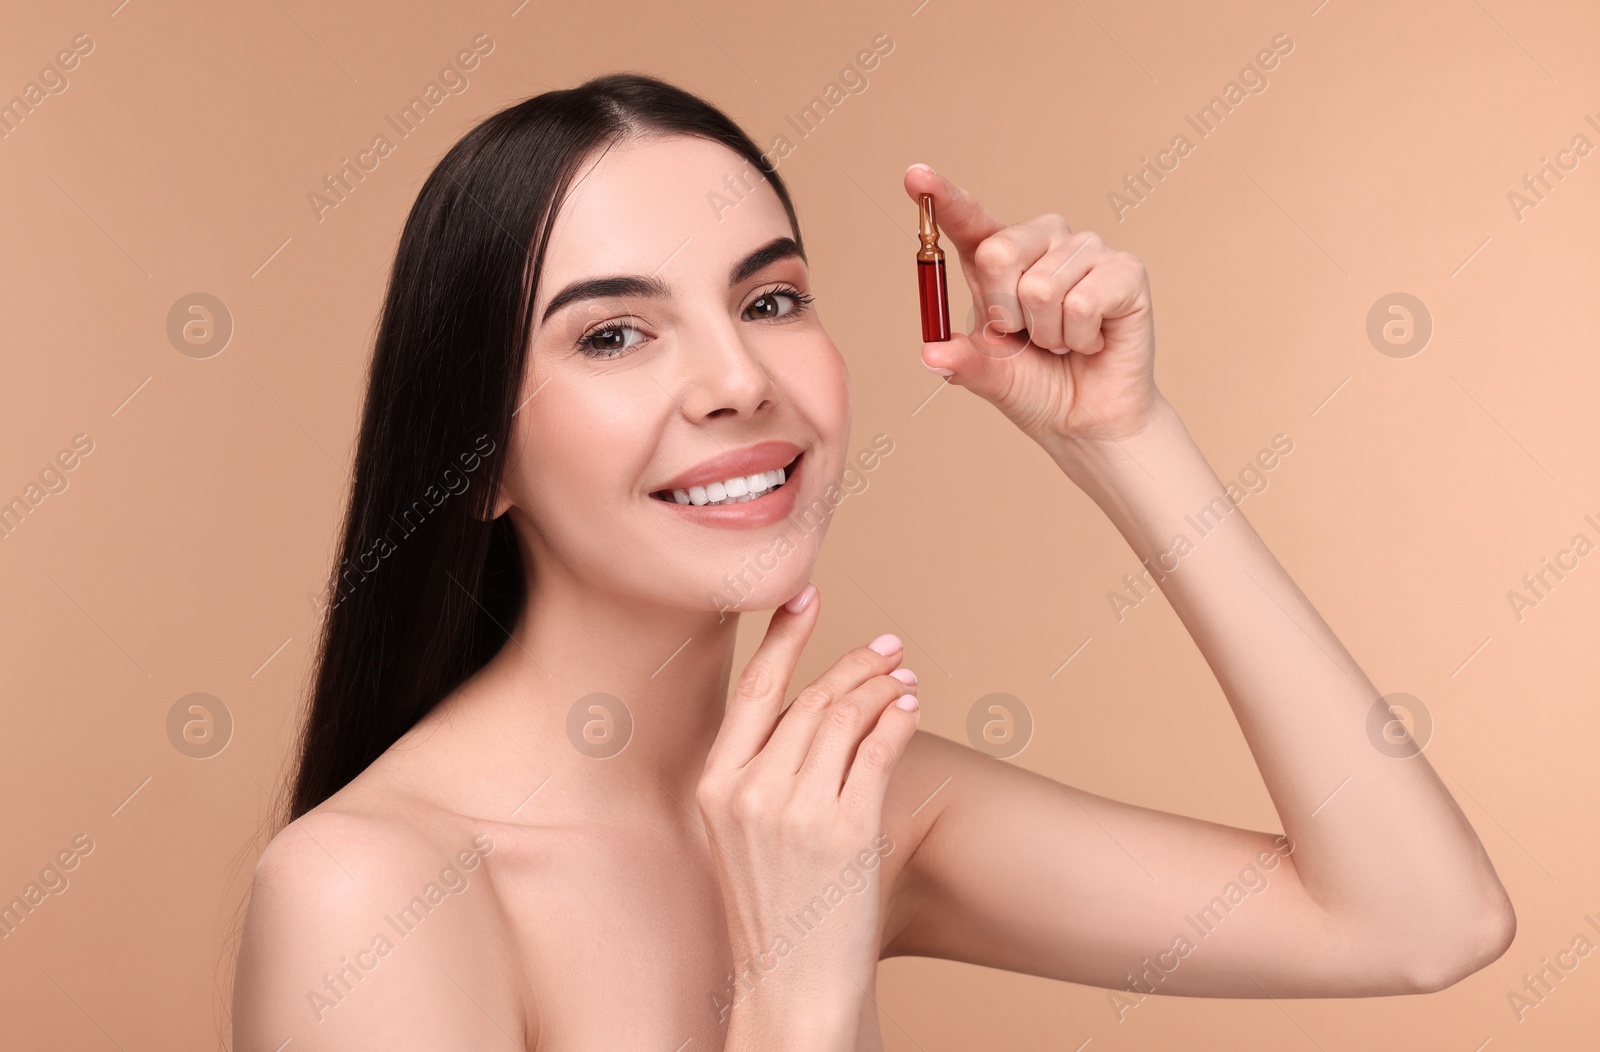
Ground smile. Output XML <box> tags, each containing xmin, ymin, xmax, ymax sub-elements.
<box><xmin>650</xmin><ymin>452</ymin><xmax>800</xmax><ymax>506</ymax></box>
<box><xmin>648</xmin><ymin>452</ymin><xmax>805</xmax><ymax>529</ymax></box>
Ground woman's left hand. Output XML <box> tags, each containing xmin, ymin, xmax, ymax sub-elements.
<box><xmin>904</xmin><ymin>164</ymin><xmax>1162</xmax><ymax>451</ymax></box>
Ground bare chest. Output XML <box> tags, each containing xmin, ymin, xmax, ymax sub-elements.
<box><xmin>487</xmin><ymin>824</ymin><xmax>895</xmax><ymax>1051</ymax></box>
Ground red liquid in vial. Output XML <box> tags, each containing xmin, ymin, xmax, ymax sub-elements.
<box><xmin>918</xmin><ymin>258</ymin><xmax>950</xmax><ymax>342</ymax></box>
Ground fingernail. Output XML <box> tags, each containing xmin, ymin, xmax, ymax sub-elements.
<box><xmin>867</xmin><ymin>633</ymin><xmax>902</xmax><ymax>657</ymax></box>
<box><xmin>895</xmin><ymin>694</ymin><xmax>920</xmax><ymax>711</ymax></box>
<box><xmin>923</xmin><ymin>361</ymin><xmax>955</xmax><ymax>377</ymax></box>
<box><xmin>909</xmin><ymin>162</ymin><xmax>937</xmax><ymax>176</ymax></box>
<box><xmin>889</xmin><ymin>667</ymin><xmax>917</xmax><ymax>685</ymax></box>
<box><xmin>784</xmin><ymin>583</ymin><xmax>816</xmax><ymax>613</ymax></box>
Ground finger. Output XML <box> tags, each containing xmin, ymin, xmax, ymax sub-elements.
<box><xmin>1062</xmin><ymin>265</ymin><xmax>1117</xmax><ymax>355</ymax></box>
<box><xmin>758</xmin><ymin>634</ymin><xmax>905</xmax><ymax>776</ymax></box>
<box><xmin>1016</xmin><ymin>233</ymin><xmax>1106</xmax><ymax>352</ymax></box>
<box><xmin>919</xmin><ymin>328</ymin><xmax>1028</xmax><ymax>410</ymax></box>
<box><xmin>965</xmin><ymin>216</ymin><xmax>1061</xmax><ymax>340</ymax></box>
<box><xmin>706</xmin><ymin>583</ymin><xmax>821</xmax><ymax>772</ymax></box>
<box><xmin>903</xmin><ymin>163</ymin><xmax>1006</xmax><ymax>273</ymax></box>
<box><xmin>797</xmin><ymin>668</ymin><xmax>918</xmax><ymax>793</ymax></box>
<box><xmin>840</xmin><ymin>693</ymin><xmax>920</xmax><ymax>817</ymax></box>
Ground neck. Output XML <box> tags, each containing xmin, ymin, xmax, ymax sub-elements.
<box><xmin>435</xmin><ymin>557</ymin><xmax>747</xmax><ymax>819</ymax></box>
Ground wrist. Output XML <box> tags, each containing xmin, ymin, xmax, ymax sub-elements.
<box><xmin>1041</xmin><ymin>392</ymin><xmax>1182</xmax><ymax>487</ymax></box>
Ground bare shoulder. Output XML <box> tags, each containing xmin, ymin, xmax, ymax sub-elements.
<box><xmin>233</xmin><ymin>797</ymin><xmax>529</xmax><ymax>1051</ymax></box>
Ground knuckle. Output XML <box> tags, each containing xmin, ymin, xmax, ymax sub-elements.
<box><xmin>827</xmin><ymin>698</ymin><xmax>865</xmax><ymax>731</ymax></box>
<box><xmin>849</xmin><ymin>645</ymin><xmax>889</xmax><ymax>675</ymax></box>
<box><xmin>1079</xmin><ymin>230</ymin><xmax>1105</xmax><ymax>249</ymax></box>
<box><xmin>985</xmin><ymin>295</ymin><xmax>1024</xmax><ymax>326</ymax></box>
<box><xmin>696</xmin><ymin>778</ymin><xmax>731</xmax><ymax>819</ymax></box>
<box><xmin>792</xmin><ymin>684</ymin><xmax>834</xmax><ymax>715</ymax></box>
<box><xmin>973</xmin><ymin>236</ymin><xmax>1018</xmax><ymax>275</ymax></box>
<box><xmin>857</xmin><ymin>736</ymin><xmax>897</xmax><ymax>772</ymax></box>
<box><xmin>729</xmin><ymin>782</ymin><xmax>769</xmax><ymax>823</ymax></box>
<box><xmin>1016</xmin><ymin>272</ymin><xmax>1054</xmax><ymax>306</ymax></box>
<box><xmin>777</xmin><ymin>802</ymin><xmax>824</xmax><ymax>840</ymax></box>
<box><xmin>1065</xmin><ymin>289</ymin><xmax>1097</xmax><ymax>317</ymax></box>
<box><xmin>733</xmin><ymin>662</ymin><xmax>770</xmax><ymax>704</ymax></box>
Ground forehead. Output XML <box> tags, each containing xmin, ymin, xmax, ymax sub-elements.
<box><xmin>536</xmin><ymin>134</ymin><xmax>795</xmax><ymax>296</ymax></box>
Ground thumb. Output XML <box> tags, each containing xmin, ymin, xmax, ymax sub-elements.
<box><xmin>920</xmin><ymin>325</ymin><xmax>1031</xmax><ymax>405</ymax></box>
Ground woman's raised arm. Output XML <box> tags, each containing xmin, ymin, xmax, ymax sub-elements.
<box><xmin>880</xmin><ymin>164</ymin><xmax>1515</xmax><ymax>998</ymax></box>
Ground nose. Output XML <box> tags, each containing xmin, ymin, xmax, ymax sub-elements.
<box><xmin>671</xmin><ymin>310</ymin><xmax>777</xmax><ymax>421</ymax></box>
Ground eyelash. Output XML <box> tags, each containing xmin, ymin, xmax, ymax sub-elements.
<box><xmin>575</xmin><ymin>284</ymin><xmax>816</xmax><ymax>361</ymax></box>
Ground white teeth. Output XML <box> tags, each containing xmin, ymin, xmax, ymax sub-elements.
<box><xmin>670</xmin><ymin>464</ymin><xmax>791</xmax><ymax>507</ymax></box>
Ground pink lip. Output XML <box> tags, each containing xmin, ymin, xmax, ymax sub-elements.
<box><xmin>650</xmin><ymin>439</ymin><xmax>804</xmax><ymax>494</ymax></box>
<box><xmin>649</xmin><ymin>449</ymin><xmax>806</xmax><ymax>530</ymax></box>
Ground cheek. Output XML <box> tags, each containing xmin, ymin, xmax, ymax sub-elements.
<box><xmin>784</xmin><ymin>341</ymin><xmax>852</xmax><ymax>438</ymax></box>
<box><xmin>513</xmin><ymin>379</ymin><xmax>655</xmax><ymax>520</ymax></box>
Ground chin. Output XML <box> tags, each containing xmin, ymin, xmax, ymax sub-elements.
<box><xmin>683</xmin><ymin>538</ymin><xmax>821</xmax><ymax>619</ymax></box>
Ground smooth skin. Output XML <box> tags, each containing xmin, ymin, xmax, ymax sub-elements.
<box><xmin>232</xmin><ymin>137</ymin><xmax>1514</xmax><ymax>1052</ymax></box>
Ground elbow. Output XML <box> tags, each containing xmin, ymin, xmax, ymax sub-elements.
<box><xmin>1398</xmin><ymin>889</ymin><xmax>1517</xmax><ymax>994</ymax></box>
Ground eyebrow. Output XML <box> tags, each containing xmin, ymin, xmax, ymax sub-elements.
<box><xmin>539</xmin><ymin>236</ymin><xmax>806</xmax><ymax>324</ymax></box>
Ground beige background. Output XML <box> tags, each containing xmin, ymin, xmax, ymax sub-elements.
<box><xmin>2</xmin><ymin>0</ymin><xmax>1597</xmax><ymax>1048</ymax></box>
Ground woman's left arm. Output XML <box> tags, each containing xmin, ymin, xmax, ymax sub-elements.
<box><xmin>883</xmin><ymin>166</ymin><xmax>1514</xmax><ymax>997</ymax></box>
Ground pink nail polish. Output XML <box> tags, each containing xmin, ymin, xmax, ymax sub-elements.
<box><xmin>895</xmin><ymin>694</ymin><xmax>919</xmax><ymax>711</ymax></box>
<box><xmin>867</xmin><ymin>633</ymin><xmax>902</xmax><ymax>656</ymax></box>
<box><xmin>889</xmin><ymin>667</ymin><xmax>917</xmax><ymax>685</ymax></box>
<box><xmin>784</xmin><ymin>583</ymin><xmax>816</xmax><ymax>613</ymax></box>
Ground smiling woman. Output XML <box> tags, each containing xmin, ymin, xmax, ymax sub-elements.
<box><xmin>230</xmin><ymin>71</ymin><xmax>1514</xmax><ymax>1052</ymax></box>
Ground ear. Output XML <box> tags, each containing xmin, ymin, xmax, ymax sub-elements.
<box><xmin>488</xmin><ymin>487</ymin><xmax>514</xmax><ymax>520</ymax></box>
<box><xmin>472</xmin><ymin>478</ymin><xmax>513</xmax><ymax>522</ymax></box>
<box><xmin>475</xmin><ymin>428</ymin><xmax>517</xmax><ymax>522</ymax></box>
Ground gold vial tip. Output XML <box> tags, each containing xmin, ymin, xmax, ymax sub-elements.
<box><xmin>917</xmin><ymin>194</ymin><xmax>943</xmax><ymax>262</ymax></box>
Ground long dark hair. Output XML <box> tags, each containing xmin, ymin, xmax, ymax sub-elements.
<box><xmin>284</xmin><ymin>72</ymin><xmax>805</xmax><ymax>822</ymax></box>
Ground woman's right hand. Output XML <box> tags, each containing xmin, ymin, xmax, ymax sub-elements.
<box><xmin>696</xmin><ymin>582</ymin><xmax>921</xmax><ymax>1049</ymax></box>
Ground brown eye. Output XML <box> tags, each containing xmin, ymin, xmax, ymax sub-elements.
<box><xmin>578</xmin><ymin>320</ymin><xmax>647</xmax><ymax>359</ymax></box>
<box><xmin>744</xmin><ymin>287</ymin><xmax>814</xmax><ymax>322</ymax></box>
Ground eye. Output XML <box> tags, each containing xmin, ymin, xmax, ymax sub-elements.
<box><xmin>577</xmin><ymin>318</ymin><xmax>649</xmax><ymax>360</ymax></box>
<box><xmin>744</xmin><ymin>284</ymin><xmax>815</xmax><ymax>322</ymax></box>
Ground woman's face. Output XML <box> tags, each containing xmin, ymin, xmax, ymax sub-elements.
<box><xmin>495</xmin><ymin>133</ymin><xmax>851</xmax><ymax>615</ymax></box>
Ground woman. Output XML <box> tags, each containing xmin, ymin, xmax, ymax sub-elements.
<box><xmin>232</xmin><ymin>73</ymin><xmax>1515</xmax><ymax>1050</ymax></box>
